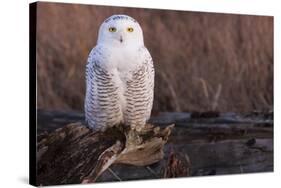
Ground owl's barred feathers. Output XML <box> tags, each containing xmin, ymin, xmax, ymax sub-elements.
<box><xmin>85</xmin><ymin>15</ymin><xmax>154</xmax><ymax>132</ymax></box>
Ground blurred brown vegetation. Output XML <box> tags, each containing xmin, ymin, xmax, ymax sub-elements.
<box><xmin>36</xmin><ymin>2</ymin><xmax>273</xmax><ymax>113</ymax></box>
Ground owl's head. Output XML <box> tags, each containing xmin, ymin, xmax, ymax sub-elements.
<box><xmin>97</xmin><ymin>15</ymin><xmax>144</xmax><ymax>47</ymax></box>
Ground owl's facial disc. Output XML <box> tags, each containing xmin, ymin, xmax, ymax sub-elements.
<box><xmin>97</xmin><ymin>15</ymin><xmax>144</xmax><ymax>47</ymax></box>
<box><xmin>107</xmin><ymin>26</ymin><xmax>135</xmax><ymax>44</ymax></box>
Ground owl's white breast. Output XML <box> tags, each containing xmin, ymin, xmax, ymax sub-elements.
<box><xmin>110</xmin><ymin>47</ymin><xmax>141</xmax><ymax>69</ymax></box>
<box><xmin>96</xmin><ymin>45</ymin><xmax>145</xmax><ymax>117</ymax></box>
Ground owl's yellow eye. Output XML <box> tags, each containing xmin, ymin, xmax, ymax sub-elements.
<box><xmin>108</xmin><ymin>27</ymin><xmax>117</xmax><ymax>32</ymax></box>
<box><xmin>127</xmin><ymin>27</ymin><xmax>134</xmax><ymax>32</ymax></box>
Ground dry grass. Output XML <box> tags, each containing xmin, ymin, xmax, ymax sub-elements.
<box><xmin>36</xmin><ymin>2</ymin><xmax>273</xmax><ymax>113</ymax></box>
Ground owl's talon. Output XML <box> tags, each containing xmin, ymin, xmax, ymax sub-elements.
<box><xmin>126</xmin><ymin>129</ymin><xmax>143</xmax><ymax>147</ymax></box>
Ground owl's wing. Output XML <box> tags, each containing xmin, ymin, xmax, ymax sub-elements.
<box><xmin>85</xmin><ymin>47</ymin><xmax>122</xmax><ymax>131</ymax></box>
<box><xmin>124</xmin><ymin>46</ymin><xmax>155</xmax><ymax>131</ymax></box>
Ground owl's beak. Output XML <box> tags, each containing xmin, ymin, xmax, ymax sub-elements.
<box><xmin>119</xmin><ymin>36</ymin><xmax>123</xmax><ymax>43</ymax></box>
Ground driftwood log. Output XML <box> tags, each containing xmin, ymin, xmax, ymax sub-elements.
<box><xmin>37</xmin><ymin>121</ymin><xmax>174</xmax><ymax>185</ymax></box>
<box><xmin>37</xmin><ymin>110</ymin><xmax>273</xmax><ymax>186</ymax></box>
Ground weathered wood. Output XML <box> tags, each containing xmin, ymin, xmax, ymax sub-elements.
<box><xmin>36</xmin><ymin>110</ymin><xmax>273</xmax><ymax>185</ymax></box>
<box><xmin>37</xmin><ymin>122</ymin><xmax>174</xmax><ymax>186</ymax></box>
<box><xmin>37</xmin><ymin>123</ymin><xmax>121</xmax><ymax>185</ymax></box>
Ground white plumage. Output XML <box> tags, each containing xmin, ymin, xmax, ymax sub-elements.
<box><xmin>85</xmin><ymin>15</ymin><xmax>154</xmax><ymax>132</ymax></box>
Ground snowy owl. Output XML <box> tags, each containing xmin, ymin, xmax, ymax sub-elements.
<box><xmin>85</xmin><ymin>15</ymin><xmax>155</xmax><ymax>132</ymax></box>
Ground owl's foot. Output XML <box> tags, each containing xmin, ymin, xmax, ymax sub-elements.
<box><xmin>125</xmin><ymin>129</ymin><xmax>143</xmax><ymax>147</ymax></box>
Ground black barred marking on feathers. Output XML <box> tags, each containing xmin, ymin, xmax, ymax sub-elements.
<box><xmin>124</xmin><ymin>59</ymin><xmax>154</xmax><ymax>129</ymax></box>
<box><xmin>85</xmin><ymin>47</ymin><xmax>122</xmax><ymax>130</ymax></box>
<box><xmin>105</xmin><ymin>15</ymin><xmax>137</xmax><ymax>23</ymax></box>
